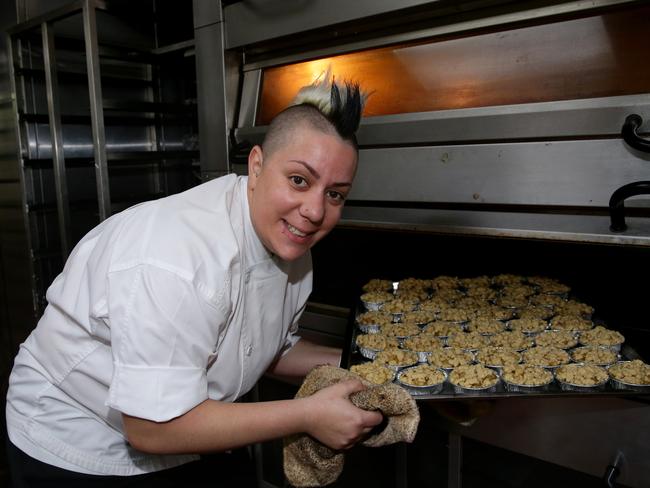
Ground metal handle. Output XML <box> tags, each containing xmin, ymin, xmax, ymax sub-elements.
<box><xmin>609</xmin><ymin>181</ymin><xmax>650</xmax><ymax>232</ymax></box>
<box><xmin>622</xmin><ymin>114</ymin><xmax>650</xmax><ymax>153</ymax></box>
<box><xmin>602</xmin><ymin>451</ymin><xmax>624</xmax><ymax>488</ymax></box>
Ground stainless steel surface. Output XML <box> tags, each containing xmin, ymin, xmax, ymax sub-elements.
<box><xmin>339</xmin><ymin>209</ymin><xmax>650</xmax><ymax>246</ymax></box>
<box><xmin>350</xmin><ymin>142</ymin><xmax>650</xmax><ymax>207</ymax></box>
<box><xmin>194</xmin><ymin>0</ymin><xmax>230</xmax><ymax>180</ymax></box>
<box><xmin>192</xmin><ymin>0</ymin><xmax>222</xmax><ymax>29</ymax></box>
<box><xmin>42</xmin><ymin>22</ymin><xmax>71</xmax><ymax>256</ymax></box>
<box><xmin>5</xmin><ymin>33</ymin><xmax>40</xmax><ymax>323</ymax></box>
<box><xmin>239</xmin><ymin>0</ymin><xmax>640</xmax><ymax>70</ymax></box>
<box><xmin>9</xmin><ymin>0</ymin><xmax>86</xmax><ymax>34</ymax></box>
<box><xmin>225</xmin><ymin>0</ymin><xmax>445</xmax><ymax>49</ymax></box>
<box><xmin>236</xmin><ymin>94</ymin><xmax>650</xmax><ymax>144</ymax></box>
<box><xmin>83</xmin><ymin>0</ymin><xmax>110</xmax><ymax>221</ymax></box>
<box><xmin>237</xmin><ymin>69</ymin><xmax>261</xmax><ymax>129</ymax></box>
<box><xmin>357</xmin><ymin>95</ymin><xmax>650</xmax><ymax>145</ymax></box>
<box><xmin>3</xmin><ymin>0</ymin><xmax>199</xmax><ymax>318</ymax></box>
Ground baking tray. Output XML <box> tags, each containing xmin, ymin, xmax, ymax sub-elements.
<box><xmin>342</xmin><ymin>302</ymin><xmax>650</xmax><ymax>401</ymax></box>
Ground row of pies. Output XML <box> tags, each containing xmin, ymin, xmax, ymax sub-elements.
<box><xmin>356</xmin><ymin>325</ymin><xmax>625</xmax><ymax>352</ymax></box>
<box><xmin>359</xmin><ymin>274</ymin><xmax>594</xmax><ymax>322</ymax></box>
<box><xmin>350</xmin><ymin>360</ymin><xmax>650</xmax><ymax>394</ymax></box>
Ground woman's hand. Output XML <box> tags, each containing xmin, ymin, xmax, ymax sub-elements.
<box><xmin>301</xmin><ymin>379</ymin><xmax>384</xmax><ymax>450</ymax></box>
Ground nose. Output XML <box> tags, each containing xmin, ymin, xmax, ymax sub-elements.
<box><xmin>299</xmin><ymin>190</ymin><xmax>325</xmax><ymax>225</ymax></box>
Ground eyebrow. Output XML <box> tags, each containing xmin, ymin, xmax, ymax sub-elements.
<box><xmin>288</xmin><ymin>159</ymin><xmax>353</xmax><ymax>187</ymax></box>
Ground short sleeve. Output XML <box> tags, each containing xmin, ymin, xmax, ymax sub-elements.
<box><xmin>106</xmin><ymin>264</ymin><xmax>228</xmax><ymax>422</ymax></box>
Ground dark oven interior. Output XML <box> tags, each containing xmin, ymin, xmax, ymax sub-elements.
<box><xmin>311</xmin><ymin>228</ymin><xmax>650</xmax><ymax>360</ymax></box>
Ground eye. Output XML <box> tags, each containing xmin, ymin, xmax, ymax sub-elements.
<box><xmin>327</xmin><ymin>190</ymin><xmax>346</xmax><ymax>204</ymax></box>
<box><xmin>289</xmin><ymin>175</ymin><xmax>308</xmax><ymax>188</ymax></box>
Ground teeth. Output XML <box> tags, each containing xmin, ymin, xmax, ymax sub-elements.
<box><xmin>287</xmin><ymin>223</ymin><xmax>307</xmax><ymax>237</ymax></box>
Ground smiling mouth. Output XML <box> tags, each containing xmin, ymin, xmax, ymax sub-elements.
<box><xmin>286</xmin><ymin>221</ymin><xmax>310</xmax><ymax>238</ymax></box>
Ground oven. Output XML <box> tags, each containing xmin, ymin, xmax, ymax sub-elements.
<box><xmin>210</xmin><ymin>1</ymin><xmax>650</xmax><ymax>487</ymax></box>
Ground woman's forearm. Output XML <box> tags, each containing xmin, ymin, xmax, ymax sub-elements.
<box><xmin>123</xmin><ymin>397</ymin><xmax>310</xmax><ymax>454</ymax></box>
<box><xmin>123</xmin><ymin>378</ymin><xmax>382</xmax><ymax>455</ymax></box>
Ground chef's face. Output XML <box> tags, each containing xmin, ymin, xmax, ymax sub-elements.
<box><xmin>247</xmin><ymin>124</ymin><xmax>357</xmax><ymax>262</ymax></box>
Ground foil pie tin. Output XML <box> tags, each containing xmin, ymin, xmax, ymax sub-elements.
<box><xmin>609</xmin><ymin>377</ymin><xmax>650</xmax><ymax>392</ymax></box>
<box><xmin>501</xmin><ymin>365</ymin><xmax>554</xmax><ymax>392</ymax></box>
<box><xmin>357</xmin><ymin>322</ymin><xmax>381</xmax><ymax>334</ymax></box>
<box><xmin>502</xmin><ymin>376</ymin><xmax>554</xmax><ymax>393</ymax></box>
<box><xmin>570</xmin><ymin>346</ymin><xmax>618</xmax><ymax>367</ymax></box>
<box><xmin>447</xmin><ymin>366</ymin><xmax>500</xmax><ymax>394</ymax></box>
<box><xmin>361</xmin><ymin>300</ymin><xmax>384</xmax><ymax>312</ymax></box>
<box><xmin>506</xmin><ymin>319</ymin><xmax>549</xmax><ymax>335</ymax></box>
<box><xmin>577</xmin><ymin>338</ymin><xmax>623</xmax><ymax>354</ymax></box>
<box><xmin>401</xmin><ymin>348</ymin><xmax>434</xmax><ymax>363</ymax></box>
<box><xmin>396</xmin><ymin>366</ymin><xmax>447</xmax><ymax>396</ymax></box>
<box><xmin>350</xmin><ymin>363</ymin><xmax>396</xmax><ymax>385</ymax></box>
<box><xmin>533</xmin><ymin>330</ymin><xmax>579</xmax><ymax>350</ymax></box>
<box><xmin>357</xmin><ymin>346</ymin><xmax>380</xmax><ymax>360</ymax></box>
<box><xmin>373</xmin><ymin>352</ymin><xmax>419</xmax><ymax>372</ymax></box>
<box><xmin>554</xmin><ymin>364</ymin><xmax>609</xmax><ymax>392</ymax></box>
<box><xmin>607</xmin><ymin>361</ymin><xmax>650</xmax><ymax>392</ymax></box>
<box><xmin>423</xmin><ymin>322</ymin><xmax>464</xmax><ymax>338</ymax></box>
<box><xmin>475</xmin><ymin>350</ymin><xmax>523</xmax><ymax>374</ymax></box>
<box><xmin>449</xmin><ymin>380</ymin><xmax>499</xmax><ymax>395</ymax></box>
<box><xmin>387</xmin><ymin>311</ymin><xmax>405</xmax><ymax>322</ymax></box>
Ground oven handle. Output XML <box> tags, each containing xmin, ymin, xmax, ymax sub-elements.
<box><xmin>621</xmin><ymin>114</ymin><xmax>650</xmax><ymax>153</ymax></box>
<box><xmin>609</xmin><ymin>180</ymin><xmax>650</xmax><ymax>232</ymax></box>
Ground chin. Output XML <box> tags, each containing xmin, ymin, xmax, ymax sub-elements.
<box><xmin>275</xmin><ymin>246</ymin><xmax>310</xmax><ymax>262</ymax></box>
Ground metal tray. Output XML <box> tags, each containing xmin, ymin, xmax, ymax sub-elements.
<box><xmin>342</xmin><ymin>302</ymin><xmax>650</xmax><ymax>401</ymax></box>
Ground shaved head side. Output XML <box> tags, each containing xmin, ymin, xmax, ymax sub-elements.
<box><xmin>261</xmin><ymin>72</ymin><xmax>367</xmax><ymax>160</ymax></box>
<box><xmin>262</xmin><ymin>105</ymin><xmax>346</xmax><ymax>159</ymax></box>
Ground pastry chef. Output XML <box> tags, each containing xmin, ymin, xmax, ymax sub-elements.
<box><xmin>5</xmin><ymin>72</ymin><xmax>382</xmax><ymax>487</ymax></box>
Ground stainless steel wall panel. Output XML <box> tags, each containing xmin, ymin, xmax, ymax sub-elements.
<box><xmin>350</xmin><ymin>139</ymin><xmax>650</xmax><ymax>207</ymax></box>
<box><xmin>193</xmin><ymin>0</ymin><xmax>222</xmax><ymax>28</ymax></box>
<box><xmin>194</xmin><ymin>3</ymin><xmax>230</xmax><ymax>180</ymax></box>
<box><xmin>28</xmin><ymin>125</ymin><xmax>158</xmax><ymax>159</ymax></box>
<box><xmin>357</xmin><ymin>95</ymin><xmax>650</xmax><ymax>146</ymax></box>
<box><xmin>235</xmin><ymin>95</ymin><xmax>650</xmax><ymax>146</ymax></box>
<box><xmin>12</xmin><ymin>0</ymin><xmax>84</xmax><ymax>31</ymax></box>
<box><xmin>224</xmin><ymin>0</ymin><xmax>439</xmax><ymax>49</ymax></box>
<box><xmin>4</xmin><ymin>25</ymin><xmax>39</xmax><ymax>334</ymax></box>
<box><xmin>239</xmin><ymin>0</ymin><xmax>640</xmax><ymax>70</ymax></box>
<box><xmin>42</xmin><ymin>22</ymin><xmax>71</xmax><ymax>257</ymax></box>
<box><xmin>82</xmin><ymin>0</ymin><xmax>110</xmax><ymax>221</ymax></box>
<box><xmin>237</xmin><ymin>70</ymin><xmax>261</xmax><ymax>128</ymax></box>
<box><xmin>340</xmin><ymin>207</ymin><xmax>650</xmax><ymax>246</ymax></box>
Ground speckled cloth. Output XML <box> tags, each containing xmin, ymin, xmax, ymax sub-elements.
<box><xmin>283</xmin><ymin>365</ymin><xmax>420</xmax><ymax>487</ymax></box>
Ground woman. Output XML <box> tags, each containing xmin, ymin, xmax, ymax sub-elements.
<box><xmin>5</xmin><ymin>73</ymin><xmax>382</xmax><ymax>486</ymax></box>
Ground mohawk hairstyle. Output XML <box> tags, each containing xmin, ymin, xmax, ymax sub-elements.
<box><xmin>260</xmin><ymin>68</ymin><xmax>368</xmax><ymax>158</ymax></box>
<box><xmin>290</xmin><ymin>67</ymin><xmax>367</xmax><ymax>138</ymax></box>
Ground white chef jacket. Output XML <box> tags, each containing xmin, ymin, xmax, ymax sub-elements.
<box><xmin>6</xmin><ymin>174</ymin><xmax>312</xmax><ymax>476</ymax></box>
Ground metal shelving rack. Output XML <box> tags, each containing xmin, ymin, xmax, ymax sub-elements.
<box><xmin>6</xmin><ymin>0</ymin><xmax>199</xmax><ymax>315</ymax></box>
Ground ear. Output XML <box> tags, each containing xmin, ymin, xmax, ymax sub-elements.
<box><xmin>247</xmin><ymin>145</ymin><xmax>263</xmax><ymax>190</ymax></box>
